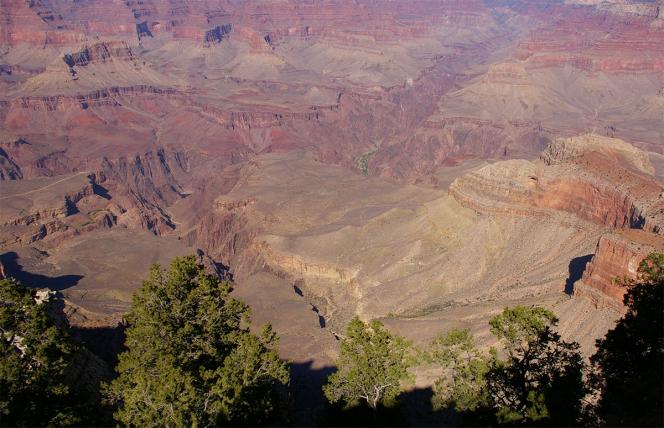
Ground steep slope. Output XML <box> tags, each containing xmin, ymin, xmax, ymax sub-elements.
<box><xmin>449</xmin><ymin>135</ymin><xmax>664</xmax><ymax>231</ymax></box>
<box><xmin>450</xmin><ymin>135</ymin><xmax>664</xmax><ymax>310</ymax></box>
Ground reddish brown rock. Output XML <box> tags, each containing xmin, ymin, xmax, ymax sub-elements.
<box><xmin>0</xmin><ymin>0</ymin><xmax>491</xmax><ymax>47</ymax></box>
<box><xmin>449</xmin><ymin>135</ymin><xmax>664</xmax><ymax>231</ymax></box>
<box><xmin>1</xmin><ymin>0</ymin><xmax>664</xmax><ymax>376</ymax></box>
<box><xmin>448</xmin><ymin>135</ymin><xmax>664</xmax><ymax>309</ymax></box>
<box><xmin>63</xmin><ymin>41</ymin><xmax>136</xmax><ymax>67</ymax></box>
<box><xmin>515</xmin><ymin>4</ymin><xmax>664</xmax><ymax>74</ymax></box>
<box><xmin>575</xmin><ymin>231</ymin><xmax>664</xmax><ymax>309</ymax></box>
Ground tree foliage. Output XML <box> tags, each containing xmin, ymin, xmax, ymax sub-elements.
<box><xmin>105</xmin><ymin>256</ymin><xmax>289</xmax><ymax>427</ymax></box>
<box><xmin>323</xmin><ymin>317</ymin><xmax>412</xmax><ymax>410</ymax></box>
<box><xmin>0</xmin><ymin>278</ymin><xmax>80</xmax><ymax>426</ymax></box>
<box><xmin>428</xmin><ymin>329</ymin><xmax>490</xmax><ymax>413</ymax></box>
<box><xmin>486</xmin><ymin>306</ymin><xmax>585</xmax><ymax>426</ymax></box>
<box><xmin>590</xmin><ymin>253</ymin><xmax>664</xmax><ymax>427</ymax></box>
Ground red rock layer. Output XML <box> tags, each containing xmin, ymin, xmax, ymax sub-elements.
<box><xmin>575</xmin><ymin>231</ymin><xmax>664</xmax><ymax>309</ymax></box>
<box><xmin>449</xmin><ymin>135</ymin><xmax>664</xmax><ymax>307</ymax></box>
<box><xmin>515</xmin><ymin>6</ymin><xmax>664</xmax><ymax>73</ymax></box>
<box><xmin>0</xmin><ymin>0</ymin><xmax>490</xmax><ymax>46</ymax></box>
<box><xmin>449</xmin><ymin>136</ymin><xmax>664</xmax><ymax>231</ymax></box>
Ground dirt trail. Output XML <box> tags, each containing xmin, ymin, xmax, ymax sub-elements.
<box><xmin>0</xmin><ymin>172</ymin><xmax>90</xmax><ymax>200</ymax></box>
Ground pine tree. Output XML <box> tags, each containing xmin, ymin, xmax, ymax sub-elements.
<box><xmin>428</xmin><ymin>329</ymin><xmax>490</xmax><ymax>413</ymax></box>
<box><xmin>105</xmin><ymin>256</ymin><xmax>289</xmax><ymax>426</ymax></box>
<box><xmin>486</xmin><ymin>306</ymin><xmax>585</xmax><ymax>426</ymax></box>
<box><xmin>323</xmin><ymin>316</ymin><xmax>412</xmax><ymax>411</ymax></box>
<box><xmin>0</xmin><ymin>278</ymin><xmax>81</xmax><ymax>426</ymax></box>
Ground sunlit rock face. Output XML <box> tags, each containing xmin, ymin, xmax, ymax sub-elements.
<box><xmin>575</xmin><ymin>231</ymin><xmax>664</xmax><ymax>309</ymax></box>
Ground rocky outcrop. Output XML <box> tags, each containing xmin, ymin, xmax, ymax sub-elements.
<box><xmin>62</xmin><ymin>41</ymin><xmax>138</xmax><ymax>79</ymax></box>
<box><xmin>0</xmin><ymin>0</ymin><xmax>491</xmax><ymax>46</ymax></box>
<box><xmin>516</xmin><ymin>4</ymin><xmax>664</xmax><ymax>73</ymax></box>
<box><xmin>0</xmin><ymin>147</ymin><xmax>23</xmax><ymax>180</ymax></box>
<box><xmin>0</xmin><ymin>137</ymin><xmax>72</xmax><ymax>180</ymax></box>
<box><xmin>63</xmin><ymin>41</ymin><xmax>136</xmax><ymax>68</ymax></box>
<box><xmin>449</xmin><ymin>158</ymin><xmax>649</xmax><ymax>228</ymax></box>
<box><xmin>449</xmin><ymin>135</ymin><xmax>664</xmax><ymax>231</ymax></box>
<box><xmin>0</xmin><ymin>144</ymin><xmax>191</xmax><ymax>243</ymax></box>
<box><xmin>6</xmin><ymin>85</ymin><xmax>179</xmax><ymax>112</ymax></box>
<box><xmin>541</xmin><ymin>134</ymin><xmax>655</xmax><ymax>175</ymax></box>
<box><xmin>564</xmin><ymin>0</ymin><xmax>662</xmax><ymax>18</ymax></box>
<box><xmin>449</xmin><ymin>135</ymin><xmax>664</xmax><ymax>308</ymax></box>
<box><xmin>95</xmin><ymin>150</ymin><xmax>190</xmax><ymax>235</ymax></box>
<box><xmin>181</xmin><ymin>198</ymin><xmax>264</xmax><ymax>276</ymax></box>
<box><xmin>575</xmin><ymin>231</ymin><xmax>664</xmax><ymax>309</ymax></box>
<box><xmin>200</xmin><ymin>104</ymin><xmax>328</xmax><ymax>130</ymax></box>
<box><xmin>0</xmin><ymin>173</ymin><xmax>117</xmax><ymax>247</ymax></box>
<box><xmin>204</xmin><ymin>24</ymin><xmax>233</xmax><ymax>45</ymax></box>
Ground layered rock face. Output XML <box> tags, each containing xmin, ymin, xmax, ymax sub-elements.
<box><xmin>0</xmin><ymin>0</ymin><xmax>488</xmax><ymax>46</ymax></box>
<box><xmin>164</xmin><ymin>152</ymin><xmax>606</xmax><ymax>344</ymax></box>
<box><xmin>364</xmin><ymin>0</ymin><xmax>664</xmax><ymax>181</ymax></box>
<box><xmin>517</xmin><ymin>1</ymin><xmax>664</xmax><ymax>73</ymax></box>
<box><xmin>63</xmin><ymin>41</ymin><xmax>136</xmax><ymax>68</ymax></box>
<box><xmin>0</xmin><ymin>172</ymin><xmax>113</xmax><ymax>247</ymax></box>
<box><xmin>2</xmin><ymin>0</ymin><xmax>662</xmax><ymax>182</ymax></box>
<box><xmin>575</xmin><ymin>231</ymin><xmax>664</xmax><ymax>309</ymax></box>
<box><xmin>449</xmin><ymin>135</ymin><xmax>664</xmax><ymax>308</ymax></box>
<box><xmin>450</xmin><ymin>135</ymin><xmax>664</xmax><ymax>231</ymax></box>
<box><xmin>565</xmin><ymin>0</ymin><xmax>662</xmax><ymax>18</ymax></box>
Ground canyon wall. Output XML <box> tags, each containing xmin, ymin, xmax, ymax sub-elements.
<box><xmin>449</xmin><ymin>135</ymin><xmax>664</xmax><ymax>308</ymax></box>
<box><xmin>575</xmin><ymin>231</ymin><xmax>664</xmax><ymax>309</ymax></box>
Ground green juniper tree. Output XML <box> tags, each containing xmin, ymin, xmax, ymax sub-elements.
<box><xmin>428</xmin><ymin>329</ymin><xmax>490</xmax><ymax>413</ymax></box>
<box><xmin>486</xmin><ymin>306</ymin><xmax>585</xmax><ymax>426</ymax></box>
<box><xmin>590</xmin><ymin>253</ymin><xmax>664</xmax><ymax>427</ymax></box>
<box><xmin>105</xmin><ymin>256</ymin><xmax>289</xmax><ymax>427</ymax></box>
<box><xmin>323</xmin><ymin>317</ymin><xmax>412</xmax><ymax>411</ymax></box>
<box><xmin>0</xmin><ymin>278</ymin><xmax>81</xmax><ymax>427</ymax></box>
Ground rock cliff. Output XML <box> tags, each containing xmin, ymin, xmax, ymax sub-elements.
<box><xmin>449</xmin><ymin>135</ymin><xmax>664</xmax><ymax>307</ymax></box>
<box><xmin>449</xmin><ymin>135</ymin><xmax>664</xmax><ymax>231</ymax></box>
<box><xmin>575</xmin><ymin>231</ymin><xmax>664</xmax><ymax>309</ymax></box>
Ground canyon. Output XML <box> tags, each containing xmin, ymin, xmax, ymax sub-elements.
<box><xmin>1</xmin><ymin>0</ymin><xmax>663</xmax><ymax>395</ymax></box>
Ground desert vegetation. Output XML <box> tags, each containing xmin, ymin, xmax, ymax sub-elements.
<box><xmin>104</xmin><ymin>256</ymin><xmax>289</xmax><ymax>426</ymax></box>
<box><xmin>1</xmin><ymin>253</ymin><xmax>662</xmax><ymax>426</ymax></box>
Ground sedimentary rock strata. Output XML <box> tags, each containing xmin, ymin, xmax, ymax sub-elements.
<box><xmin>1</xmin><ymin>0</ymin><xmax>663</xmax><ymax>369</ymax></box>
<box><xmin>450</xmin><ymin>135</ymin><xmax>664</xmax><ymax>231</ymax></box>
<box><xmin>450</xmin><ymin>135</ymin><xmax>664</xmax><ymax>309</ymax></box>
<box><xmin>575</xmin><ymin>231</ymin><xmax>664</xmax><ymax>309</ymax></box>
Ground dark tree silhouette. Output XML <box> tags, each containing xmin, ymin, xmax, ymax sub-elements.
<box><xmin>486</xmin><ymin>306</ymin><xmax>585</xmax><ymax>426</ymax></box>
<box><xmin>590</xmin><ymin>253</ymin><xmax>664</xmax><ymax>427</ymax></box>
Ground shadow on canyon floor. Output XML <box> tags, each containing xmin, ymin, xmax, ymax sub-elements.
<box><xmin>47</xmin><ymin>298</ymin><xmax>127</xmax><ymax>367</ymax></box>
<box><xmin>289</xmin><ymin>361</ymin><xmax>472</xmax><ymax>427</ymax></box>
<box><xmin>0</xmin><ymin>251</ymin><xmax>83</xmax><ymax>291</ymax></box>
<box><xmin>565</xmin><ymin>254</ymin><xmax>593</xmax><ymax>295</ymax></box>
<box><xmin>92</xmin><ymin>182</ymin><xmax>112</xmax><ymax>200</ymax></box>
